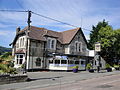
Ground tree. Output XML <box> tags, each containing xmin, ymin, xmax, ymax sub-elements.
<box><xmin>113</xmin><ymin>29</ymin><xmax>120</xmax><ymax>61</ymax></box>
<box><xmin>88</xmin><ymin>20</ymin><xmax>116</xmax><ymax>64</ymax></box>
<box><xmin>98</xmin><ymin>25</ymin><xmax>114</xmax><ymax>63</ymax></box>
<box><xmin>88</xmin><ymin>19</ymin><xmax>108</xmax><ymax>50</ymax></box>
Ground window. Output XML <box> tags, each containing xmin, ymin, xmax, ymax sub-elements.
<box><xmin>23</xmin><ymin>38</ymin><xmax>24</xmax><ymax>46</ymax></box>
<box><xmin>75</xmin><ymin>61</ymin><xmax>79</xmax><ymax>64</ymax></box>
<box><xmin>49</xmin><ymin>60</ymin><xmax>53</xmax><ymax>64</ymax></box>
<box><xmin>51</xmin><ymin>40</ymin><xmax>55</xmax><ymax>49</ymax></box>
<box><xmin>55</xmin><ymin>60</ymin><xmax>60</xmax><ymax>64</ymax></box>
<box><xmin>69</xmin><ymin>60</ymin><xmax>74</xmax><ymax>64</ymax></box>
<box><xmin>61</xmin><ymin>60</ymin><xmax>67</xmax><ymax>64</ymax></box>
<box><xmin>75</xmin><ymin>42</ymin><xmax>82</xmax><ymax>52</ymax></box>
<box><xmin>47</xmin><ymin>38</ymin><xmax>56</xmax><ymax>50</ymax></box>
<box><xmin>78</xmin><ymin>43</ymin><xmax>81</xmax><ymax>52</ymax></box>
<box><xmin>16</xmin><ymin>54</ymin><xmax>24</xmax><ymax>64</ymax></box>
<box><xmin>81</xmin><ymin>60</ymin><xmax>85</xmax><ymax>65</ymax></box>
<box><xmin>47</xmin><ymin>39</ymin><xmax>51</xmax><ymax>49</ymax></box>
<box><xmin>75</xmin><ymin>43</ymin><xmax>78</xmax><ymax>52</ymax></box>
<box><xmin>35</xmin><ymin>58</ymin><xmax>41</xmax><ymax>66</ymax></box>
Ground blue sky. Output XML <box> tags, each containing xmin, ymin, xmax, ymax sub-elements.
<box><xmin>0</xmin><ymin>0</ymin><xmax>120</xmax><ymax>47</ymax></box>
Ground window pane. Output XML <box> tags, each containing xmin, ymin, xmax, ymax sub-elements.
<box><xmin>69</xmin><ymin>60</ymin><xmax>74</xmax><ymax>64</ymax></box>
<box><xmin>17</xmin><ymin>55</ymin><xmax>19</xmax><ymax>58</ymax></box>
<box><xmin>47</xmin><ymin>39</ymin><xmax>51</xmax><ymax>49</ymax></box>
<box><xmin>76</xmin><ymin>43</ymin><xmax>78</xmax><ymax>51</ymax></box>
<box><xmin>20</xmin><ymin>55</ymin><xmax>23</xmax><ymax>58</ymax></box>
<box><xmin>61</xmin><ymin>60</ymin><xmax>67</xmax><ymax>64</ymax></box>
<box><xmin>49</xmin><ymin>60</ymin><xmax>53</xmax><ymax>64</ymax></box>
<box><xmin>17</xmin><ymin>59</ymin><xmax>19</xmax><ymax>64</ymax></box>
<box><xmin>75</xmin><ymin>61</ymin><xmax>79</xmax><ymax>64</ymax></box>
<box><xmin>79</xmin><ymin>43</ymin><xmax>81</xmax><ymax>52</ymax></box>
<box><xmin>19</xmin><ymin>59</ymin><xmax>23</xmax><ymax>64</ymax></box>
<box><xmin>51</xmin><ymin>40</ymin><xmax>55</xmax><ymax>49</ymax></box>
<box><xmin>81</xmin><ymin>61</ymin><xmax>85</xmax><ymax>65</ymax></box>
<box><xmin>55</xmin><ymin>60</ymin><xmax>60</xmax><ymax>64</ymax></box>
<box><xmin>36</xmin><ymin>58</ymin><xmax>41</xmax><ymax>66</ymax></box>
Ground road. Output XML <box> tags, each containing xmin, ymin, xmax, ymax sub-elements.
<box><xmin>36</xmin><ymin>73</ymin><xmax>120</xmax><ymax>90</ymax></box>
<box><xmin>0</xmin><ymin>70</ymin><xmax>120</xmax><ymax>90</ymax></box>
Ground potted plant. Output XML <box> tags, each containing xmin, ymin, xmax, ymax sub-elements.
<box><xmin>72</xmin><ymin>65</ymin><xmax>78</xmax><ymax>73</ymax></box>
<box><xmin>114</xmin><ymin>64</ymin><xmax>120</xmax><ymax>70</ymax></box>
<box><xmin>86</xmin><ymin>63</ymin><xmax>94</xmax><ymax>73</ymax></box>
<box><xmin>105</xmin><ymin>63</ymin><xmax>112</xmax><ymax>72</ymax></box>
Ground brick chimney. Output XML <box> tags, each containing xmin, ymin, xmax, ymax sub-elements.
<box><xmin>16</xmin><ymin>27</ymin><xmax>20</xmax><ymax>34</ymax></box>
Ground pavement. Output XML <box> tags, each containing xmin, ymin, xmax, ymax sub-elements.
<box><xmin>0</xmin><ymin>70</ymin><xmax>120</xmax><ymax>90</ymax></box>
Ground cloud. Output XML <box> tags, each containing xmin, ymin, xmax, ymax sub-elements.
<box><xmin>1</xmin><ymin>0</ymin><xmax>120</xmax><ymax>47</ymax></box>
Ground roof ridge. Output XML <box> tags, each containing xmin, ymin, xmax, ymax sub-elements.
<box><xmin>61</xmin><ymin>27</ymin><xmax>80</xmax><ymax>33</ymax></box>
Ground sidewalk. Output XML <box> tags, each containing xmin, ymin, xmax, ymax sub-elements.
<box><xmin>0</xmin><ymin>70</ymin><xmax>120</xmax><ymax>90</ymax></box>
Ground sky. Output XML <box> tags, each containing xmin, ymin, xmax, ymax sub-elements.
<box><xmin>0</xmin><ymin>0</ymin><xmax>120</xmax><ymax>48</ymax></box>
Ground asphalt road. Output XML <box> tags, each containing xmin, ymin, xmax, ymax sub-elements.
<box><xmin>36</xmin><ymin>73</ymin><xmax>120</xmax><ymax>90</ymax></box>
<box><xmin>0</xmin><ymin>70</ymin><xmax>120</xmax><ymax>90</ymax></box>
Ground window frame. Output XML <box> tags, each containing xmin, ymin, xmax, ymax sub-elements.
<box><xmin>47</xmin><ymin>37</ymin><xmax>56</xmax><ymax>50</ymax></box>
<box><xmin>75</xmin><ymin>41</ymin><xmax>82</xmax><ymax>52</ymax></box>
<box><xmin>15</xmin><ymin>54</ymin><xmax>24</xmax><ymax>65</ymax></box>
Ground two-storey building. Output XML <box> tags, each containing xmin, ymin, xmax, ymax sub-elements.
<box><xmin>11</xmin><ymin>26</ymin><xmax>88</xmax><ymax>71</ymax></box>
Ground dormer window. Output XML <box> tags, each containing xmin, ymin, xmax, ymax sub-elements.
<box><xmin>47</xmin><ymin>37</ymin><xmax>56</xmax><ymax>50</ymax></box>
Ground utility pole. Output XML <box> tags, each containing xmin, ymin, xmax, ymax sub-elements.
<box><xmin>24</xmin><ymin>10</ymin><xmax>32</xmax><ymax>73</ymax></box>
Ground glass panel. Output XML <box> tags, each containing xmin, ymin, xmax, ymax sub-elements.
<box><xmin>51</xmin><ymin>40</ymin><xmax>55</xmax><ymax>49</ymax></box>
<box><xmin>81</xmin><ymin>61</ymin><xmax>85</xmax><ymax>65</ymax></box>
<box><xmin>79</xmin><ymin>43</ymin><xmax>81</xmax><ymax>52</ymax></box>
<box><xmin>49</xmin><ymin>60</ymin><xmax>53</xmax><ymax>64</ymax></box>
<box><xmin>47</xmin><ymin>39</ymin><xmax>51</xmax><ymax>49</ymax></box>
<box><xmin>69</xmin><ymin>60</ymin><xmax>74</xmax><ymax>64</ymax></box>
<box><xmin>61</xmin><ymin>60</ymin><xmax>67</xmax><ymax>64</ymax></box>
<box><xmin>36</xmin><ymin>58</ymin><xmax>41</xmax><ymax>66</ymax></box>
<box><xmin>75</xmin><ymin>61</ymin><xmax>79</xmax><ymax>64</ymax></box>
<box><xmin>19</xmin><ymin>59</ymin><xmax>23</xmax><ymax>64</ymax></box>
<box><xmin>17</xmin><ymin>59</ymin><xmax>19</xmax><ymax>64</ymax></box>
<box><xmin>20</xmin><ymin>55</ymin><xmax>23</xmax><ymax>58</ymax></box>
<box><xmin>55</xmin><ymin>60</ymin><xmax>60</xmax><ymax>64</ymax></box>
<box><xmin>17</xmin><ymin>55</ymin><xmax>19</xmax><ymax>58</ymax></box>
<box><xmin>76</xmin><ymin>43</ymin><xmax>78</xmax><ymax>51</ymax></box>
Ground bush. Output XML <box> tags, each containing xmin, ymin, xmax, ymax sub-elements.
<box><xmin>86</xmin><ymin>63</ymin><xmax>92</xmax><ymax>70</ymax></box>
<box><xmin>0</xmin><ymin>64</ymin><xmax>17</xmax><ymax>74</ymax></box>
<box><xmin>113</xmin><ymin>64</ymin><xmax>119</xmax><ymax>68</ymax></box>
<box><xmin>105</xmin><ymin>63</ymin><xmax>111</xmax><ymax>68</ymax></box>
<box><xmin>72</xmin><ymin>65</ymin><xmax>78</xmax><ymax>69</ymax></box>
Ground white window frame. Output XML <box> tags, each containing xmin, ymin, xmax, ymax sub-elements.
<box><xmin>75</xmin><ymin>41</ymin><xmax>82</xmax><ymax>52</ymax></box>
<box><xmin>15</xmin><ymin>54</ymin><xmax>25</xmax><ymax>65</ymax></box>
<box><xmin>16</xmin><ymin>36</ymin><xmax>26</xmax><ymax>49</ymax></box>
<box><xmin>47</xmin><ymin>37</ymin><xmax>56</xmax><ymax>50</ymax></box>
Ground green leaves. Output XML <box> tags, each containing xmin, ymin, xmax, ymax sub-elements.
<box><xmin>88</xmin><ymin>19</ymin><xmax>120</xmax><ymax>63</ymax></box>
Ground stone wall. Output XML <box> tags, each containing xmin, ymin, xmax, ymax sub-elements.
<box><xmin>0</xmin><ymin>74</ymin><xmax>28</xmax><ymax>85</ymax></box>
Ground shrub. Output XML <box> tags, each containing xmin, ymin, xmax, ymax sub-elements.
<box><xmin>86</xmin><ymin>63</ymin><xmax>92</xmax><ymax>70</ymax></box>
<box><xmin>105</xmin><ymin>63</ymin><xmax>111</xmax><ymax>68</ymax></box>
<box><xmin>72</xmin><ymin>65</ymin><xmax>78</xmax><ymax>69</ymax></box>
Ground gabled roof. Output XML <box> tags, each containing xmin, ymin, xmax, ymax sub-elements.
<box><xmin>12</xmin><ymin>26</ymin><xmax>87</xmax><ymax>45</ymax></box>
<box><xmin>61</xmin><ymin>28</ymin><xmax>80</xmax><ymax>44</ymax></box>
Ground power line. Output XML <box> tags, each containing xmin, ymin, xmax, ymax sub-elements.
<box><xmin>32</xmin><ymin>11</ymin><xmax>91</xmax><ymax>31</ymax></box>
<box><xmin>32</xmin><ymin>11</ymin><xmax>78</xmax><ymax>28</ymax></box>
<box><xmin>0</xmin><ymin>10</ymin><xmax>27</xmax><ymax>12</ymax></box>
<box><xmin>0</xmin><ymin>9</ymin><xmax>91</xmax><ymax>31</ymax></box>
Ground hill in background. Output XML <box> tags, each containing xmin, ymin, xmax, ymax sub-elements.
<box><xmin>0</xmin><ymin>46</ymin><xmax>12</xmax><ymax>55</ymax></box>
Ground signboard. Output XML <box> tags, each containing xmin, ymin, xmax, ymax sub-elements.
<box><xmin>95</xmin><ymin>43</ymin><xmax>101</xmax><ymax>52</ymax></box>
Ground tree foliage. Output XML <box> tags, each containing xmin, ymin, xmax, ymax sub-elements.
<box><xmin>88</xmin><ymin>20</ymin><xmax>120</xmax><ymax>64</ymax></box>
<box><xmin>88</xmin><ymin>19</ymin><xmax>108</xmax><ymax>50</ymax></box>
